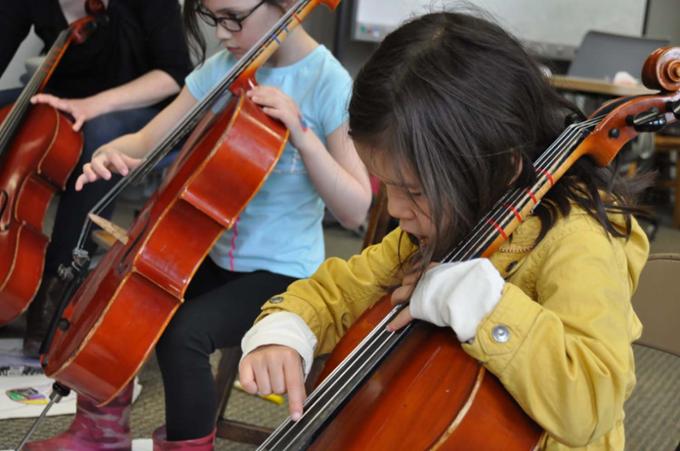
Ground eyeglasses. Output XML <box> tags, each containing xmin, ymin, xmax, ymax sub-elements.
<box><xmin>196</xmin><ymin>1</ymin><xmax>267</xmax><ymax>32</ymax></box>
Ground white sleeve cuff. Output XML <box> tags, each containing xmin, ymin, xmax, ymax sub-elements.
<box><xmin>240</xmin><ymin>312</ymin><xmax>318</xmax><ymax>377</ymax></box>
<box><xmin>409</xmin><ymin>259</ymin><xmax>504</xmax><ymax>342</ymax></box>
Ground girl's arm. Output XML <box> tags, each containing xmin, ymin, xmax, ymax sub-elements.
<box><xmin>31</xmin><ymin>70</ymin><xmax>181</xmax><ymax>132</ymax></box>
<box><xmin>247</xmin><ymin>87</ymin><xmax>372</xmax><ymax>230</ymax></box>
<box><xmin>463</xmin><ymin>220</ymin><xmax>648</xmax><ymax>446</ymax></box>
<box><xmin>254</xmin><ymin>227</ymin><xmax>414</xmax><ymax>355</ymax></box>
<box><xmin>75</xmin><ymin>87</ymin><xmax>198</xmax><ymax>190</ymax></box>
<box><xmin>295</xmin><ymin>122</ymin><xmax>372</xmax><ymax>230</ymax></box>
<box><xmin>358</xmin><ymin>213</ymin><xmax>646</xmax><ymax>446</ymax></box>
<box><xmin>240</xmin><ymin>228</ymin><xmax>414</xmax><ymax>418</ymax></box>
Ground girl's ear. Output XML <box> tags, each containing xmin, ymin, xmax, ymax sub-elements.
<box><xmin>509</xmin><ymin>151</ymin><xmax>524</xmax><ymax>185</ymax></box>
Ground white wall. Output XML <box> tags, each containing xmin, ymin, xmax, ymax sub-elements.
<box><xmin>646</xmin><ymin>0</ymin><xmax>680</xmax><ymax>45</ymax></box>
<box><xmin>0</xmin><ymin>31</ymin><xmax>42</xmax><ymax>90</ymax></box>
<box><xmin>354</xmin><ymin>0</ymin><xmax>647</xmax><ymax>48</ymax></box>
<box><xmin>331</xmin><ymin>0</ymin><xmax>680</xmax><ymax>78</ymax></box>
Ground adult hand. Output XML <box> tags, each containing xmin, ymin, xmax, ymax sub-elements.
<box><xmin>31</xmin><ymin>93</ymin><xmax>107</xmax><ymax>132</ymax></box>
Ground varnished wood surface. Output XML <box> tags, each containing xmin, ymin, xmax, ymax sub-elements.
<box><xmin>550</xmin><ymin>74</ymin><xmax>655</xmax><ymax>97</ymax></box>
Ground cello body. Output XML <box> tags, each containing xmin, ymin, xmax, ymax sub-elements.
<box><xmin>40</xmin><ymin>0</ymin><xmax>339</xmax><ymax>406</ymax></box>
<box><xmin>0</xmin><ymin>104</ymin><xmax>82</xmax><ymax>324</ymax></box>
<box><xmin>0</xmin><ymin>16</ymin><xmax>98</xmax><ymax>325</ymax></box>
<box><xmin>310</xmin><ymin>297</ymin><xmax>544</xmax><ymax>450</ymax></box>
<box><xmin>43</xmin><ymin>94</ymin><xmax>288</xmax><ymax>403</ymax></box>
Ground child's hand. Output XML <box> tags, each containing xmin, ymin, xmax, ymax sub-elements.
<box><xmin>239</xmin><ymin>344</ymin><xmax>307</xmax><ymax>421</ymax></box>
<box><xmin>387</xmin><ymin>263</ymin><xmax>438</xmax><ymax>331</ymax></box>
<box><xmin>246</xmin><ymin>86</ymin><xmax>310</xmax><ymax>150</ymax></box>
<box><xmin>75</xmin><ymin>147</ymin><xmax>143</xmax><ymax>191</ymax></box>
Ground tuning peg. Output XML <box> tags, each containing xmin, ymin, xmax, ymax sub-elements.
<box><xmin>626</xmin><ymin>107</ymin><xmax>668</xmax><ymax>132</ymax></box>
<box><xmin>667</xmin><ymin>99</ymin><xmax>680</xmax><ymax>120</ymax></box>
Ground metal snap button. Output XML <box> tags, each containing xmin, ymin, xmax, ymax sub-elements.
<box><xmin>492</xmin><ymin>325</ymin><xmax>510</xmax><ymax>343</ymax></box>
<box><xmin>269</xmin><ymin>295</ymin><xmax>284</xmax><ymax>304</ymax></box>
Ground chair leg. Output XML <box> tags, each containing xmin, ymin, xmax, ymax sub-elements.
<box><xmin>216</xmin><ymin>419</ymin><xmax>273</xmax><ymax>445</ymax></box>
<box><xmin>673</xmin><ymin>152</ymin><xmax>680</xmax><ymax>228</ymax></box>
<box><xmin>212</xmin><ymin>348</ymin><xmax>329</xmax><ymax>445</ymax></box>
<box><xmin>305</xmin><ymin>355</ymin><xmax>328</xmax><ymax>393</ymax></box>
<box><xmin>214</xmin><ymin>347</ymin><xmax>242</xmax><ymax>424</ymax></box>
<box><xmin>214</xmin><ymin>347</ymin><xmax>273</xmax><ymax>445</ymax></box>
<box><xmin>362</xmin><ymin>185</ymin><xmax>391</xmax><ymax>249</ymax></box>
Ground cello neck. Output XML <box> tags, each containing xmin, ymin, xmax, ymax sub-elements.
<box><xmin>442</xmin><ymin>115</ymin><xmax>601</xmax><ymax>262</ymax></box>
<box><xmin>0</xmin><ymin>16</ymin><xmax>97</xmax><ymax>156</ymax></box>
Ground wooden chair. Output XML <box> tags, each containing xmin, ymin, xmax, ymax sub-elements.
<box><xmin>214</xmin><ymin>187</ymin><xmax>393</xmax><ymax>444</ymax></box>
<box><xmin>653</xmin><ymin>134</ymin><xmax>680</xmax><ymax>228</ymax></box>
<box><xmin>625</xmin><ymin>253</ymin><xmax>680</xmax><ymax>450</ymax></box>
<box><xmin>213</xmin><ymin>347</ymin><xmax>269</xmax><ymax>444</ymax></box>
<box><xmin>629</xmin><ymin>253</ymin><xmax>680</xmax><ymax>357</ymax></box>
<box><xmin>213</xmin><ymin>348</ymin><xmax>328</xmax><ymax>444</ymax></box>
<box><xmin>362</xmin><ymin>184</ymin><xmax>391</xmax><ymax>249</ymax></box>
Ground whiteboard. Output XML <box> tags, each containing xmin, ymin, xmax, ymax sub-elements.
<box><xmin>353</xmin><ymin>0</ymin><xmax>648</xmax><ymax>59</ymax></box>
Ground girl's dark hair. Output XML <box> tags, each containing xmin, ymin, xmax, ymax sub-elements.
<box><xmin>182</xmin><ymin>0</ymin><xmax>286</xmax><ymax>62</ymax></box>
<box><xmin>348</xmin><ymin>11</ymin><xmax>648</xmax><ymax>274</ymax></box>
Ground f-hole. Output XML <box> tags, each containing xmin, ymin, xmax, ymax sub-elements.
<box><xmin>0</xmin><ymin>190</ymin><xmax>9</xmax><ymax>230</ymax></box>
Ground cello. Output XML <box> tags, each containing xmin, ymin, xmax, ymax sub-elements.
<box><xmin>40</xmin><ymin>0</ymin><xmax>340</xmax><ymax>404</ymax></box>
<box><xmin>0</xmin><ymin>15</ymin><xmax>100</xmax><ymax>325</ymax></box>
<box><xmin>256</xmin><ymin>47</ymin><xmax>680</xmax><ymax>450</ymax></box>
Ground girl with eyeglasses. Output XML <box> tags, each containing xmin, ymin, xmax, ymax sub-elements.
<box><xmin>24</xmin><ymin>1</ymin><xmax>371</xmax><ymax>449</ymax></box>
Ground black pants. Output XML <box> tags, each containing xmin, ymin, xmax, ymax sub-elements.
<box><xmin>155</xmin><ymin>257</ymin><xmax>297</xmax><ymax>440</ymax></box>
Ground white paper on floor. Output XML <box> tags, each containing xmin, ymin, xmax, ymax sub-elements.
<box><xmin>131</xmin><ymin>439</ymin><xmax>153</xmax><ymax>450</ymax></box>
<box><xmin>0</xmin><ymin>338</ymin><xmax>41</xmax><ymax>377</ymax></box>
<box><xmin>2</xmin><ymin>439</ymin><xmax>153</xmax><ymax>451</ymax></box>
<box><xmin>0</xmin><ymin>338</ymin><xmax>141</xmax><ymax>420</ymax></box>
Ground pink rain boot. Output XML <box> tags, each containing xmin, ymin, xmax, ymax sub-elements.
<box><xmin>24</xmin><ymin>383</ymin><xmax>133</xmax><ymax>450</ymax></box>
<box><xmin>152</xmin><ymin>426</ymin><xmax>216</xmax><ymax>450</ymax></box>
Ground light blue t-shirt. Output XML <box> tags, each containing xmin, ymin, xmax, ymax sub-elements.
<box><xmin>185</xmin><ymin>45</ymin><xmax>352</xmax><ymax>278</ymax></box>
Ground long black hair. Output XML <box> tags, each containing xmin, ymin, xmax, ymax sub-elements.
<box><xmin>348</xmin><ymin>11</ymin><xmax>647</xmax><ymax>274</ymax></box>
<box><xmin>182</xmin><ymin>0</ymin><xmax>286</xmax><ymax>62</ymax></box>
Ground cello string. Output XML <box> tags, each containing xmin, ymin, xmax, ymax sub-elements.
<box><xmin>0</xmin><ymin>30</ymin><xmax>70</xmax><ymax>150</ymax></box>
<box><xmin>266</xmin><ymin>328</ymin><xmax>409</xmax><ymax>450</ymax></box>
<box><xmin>440</xmin><ymin>117</ymin><xmax>595</xmax><ymax>262</ymax></box>
<box><xmin>444</xmin><ymin>115</ymin><xmax>602</xmax><ymax>262</ymax></box>
<box><xmin>259</xmin><ymin>306</ymin><xmax>410</xmax><ymax>450</ymax></box>
<box><xmin>458</xmin><ymin>114</ymin><xmax>601</xmax><ymax>261</ymax></box>
<box><xmin>5</xmin><ymin>31</ymin><xmax>69</xmax><ymax>130</ymax></box>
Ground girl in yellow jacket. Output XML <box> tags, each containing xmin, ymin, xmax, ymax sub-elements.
<box><xmin>239</xmin><ymin>11</ymin><xmax>650</xmax><ymax>450</ymax></box>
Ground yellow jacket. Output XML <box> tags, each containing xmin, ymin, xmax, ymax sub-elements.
<box><xmin>257</xmin><ymin>208</ymin><xmax>649</xmax><ymax>449</ymax></box>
